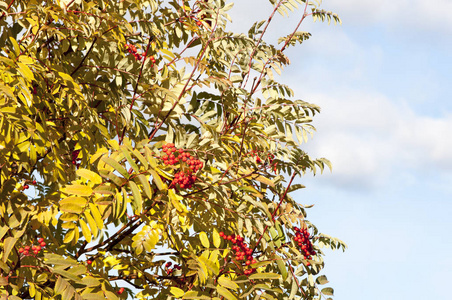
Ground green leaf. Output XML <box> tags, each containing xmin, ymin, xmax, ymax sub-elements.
<box><xmin>132</xmin><ymin>149</ymin><xmax>148</xmax><ymax>169</ymax></box>
<box><xmin>103</xmin><ymin>290</ymin><xmax>119</xmax><ymax>300</ymax></box>
<box><xmin>101</xmin><ymin>156</ymin><xmax>129</xmax><ymax>178</ymax></box>
<box><xmin>316</xmin><ymin>275</ymin><xmax>329</xmax><ymax>285</ymax></box>
<box><xmin>149</xmin><ymin>169</ymin><xmax>167</xmax><ymax>191</ymax></box>
<box><xmin>81</xmin><ymin>276</ymin><xmax>101</xmax><ymax>287</ymax></box>
<box><xmin>199</xmin><ymin>231</ymin><xmax>210</xmax><ymax>248</ymax></box>
<box><xmin>121</xmin><ymin>146</ymin><xmax>139</xmax><ymax>173</ymax></box>
<box><xmin>218</xmin><ymin>276</ymin><xmax>239</xmax><ymax>291</ymax></box>
<box><xmin>216</xmin><ymin>286</ymin><xmax>237</xmax><ymax>300</ymax></box>
<box><xmin>249</xmin><ymin>272</ymin><xmax>281</xmax><ymax>280</ymax></box>
<box><xmin>276</xmin><ymin>257</ymin><xmax>288</xmax><ymax>280</ymax></box>
<box><xmin>136</xmin><ymin>174</ymin><xmax>152</xmax><ymax>199</ymax></box>
<box><xmin>287</xmin><ymin>184</ymin><xmax>306</xmax><ymax>193</ymax></box>
<box><xmin>2</xmin><ymin>237</ymin><xmax>17</xmax><ymax>262</ymax></box>
<box><xmin>44</xmin><ymin>253</ymin><xmax>79</xmax><ymax>267</ymax></box>
<box><xmin>321</xmin><ymin>287</ymin><xmax>334</xmax><ymax>296</ymax></box>
<box><xmin>93</xmin><ymin>184</ymin><xmax>116</xmax><ymax>195</ymax></box>
<box><xmin>128</xmin><ymin>180</ymin><xmax>142</xmax><ymax>214</ymax></box>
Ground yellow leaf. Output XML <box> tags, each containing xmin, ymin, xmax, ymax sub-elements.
<box><xmin>213</xmin><ymin>229</ymin><xmax>221</xmax><ymax>248</ymax></box>
<box><xmin>216</xmin><ymin>286</ymin><xmax>237</xmax><ymax>300</ymax></box>
<box><xmin>9</xmin><ymin>37</ymin><xmax>20</xmax><ymax>56</ymax></box>
<box><xmin>199</xmin><ymin>231</ymin><xmax>210</xmax><ymax>248</ymax></box>
<box><xmin>63</xmin><ymin>229</ymin><xmax>75</xmax><ymax>243</ymax></box>
<box><xmin>252</xmin><ymin>174</ymin><xmax>275</xmax><ymax>187</ymax></box>
<box><xmin>17</xmin><ymin>62</ymin><xmax>34</xmax><ymax>82</ymax></box>
<box><xmin>218</xmin><ymin>276</ymin><xmax>239</xmax><ymax>291</ymax></box>
<box><xmin>77</xmin><ymin>168</ymin><xmax>102</xmax><ymax>185</ymax></box>
<box><xmin>168</xmin><ymin>189</ymin><xmax>187</xmax><ymax>215</ymax></box>
<box><xmin>79</xmin><ymin>219</ymin><xmax>91</xmax><ymax>243</ymax></box>
<box><xmin>84</xmin><ymin>211</ymin><xmax>98</xmax><ymax>238</ymax></box>
<box><xmin>59</xmin><ymin>197</ymin><xmax>87</xmax><ymax>214</ymax></box>
<box><xmin>63</xmin><ymin>184</ymin><xmax>93</xmax><ymax>196</ymax></box>
<box><xmin>89</xmin><ymin>203</ymin><xmax>104</xmax><ymax>230</ymax></box>
<box><xmin>128</xmin><ymin>181</ymin><xmax>142</xmax><ymax>214</ymax></box>
<box><xmin>170</xmin><ymin>287</ymin><xmax>184</xmax><ymax>298</ymax></box>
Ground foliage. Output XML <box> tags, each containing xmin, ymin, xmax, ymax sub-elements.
<box><xmin>0</xmin><ymin>0</ymin><xmax>345</xmax><ymax>299</ymax></box>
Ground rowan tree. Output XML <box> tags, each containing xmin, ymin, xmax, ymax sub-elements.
<box><xmin>0</xmin><ymin>0</ymin><xmax>345</xmax><ymax>299</ymax></box>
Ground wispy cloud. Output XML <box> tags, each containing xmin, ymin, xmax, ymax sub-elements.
<box><xmin>325</xmin><ymin>0</ymin><xmax>452</xmax><ymax>34</ymax></box>
<box><xmin>298</xmin><ymin>89</ymin><xmax>452</xmax><ymax>191</ymax></box>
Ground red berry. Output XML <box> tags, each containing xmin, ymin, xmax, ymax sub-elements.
<box><xmin>87</xmin><ymin>260</ymin><xmax>92</xmax><ymax>265</ymax></box>
<box><xmin>24</xmin><ymin>185</ymin><xmax>29</xmax><ymax>189</ymax></box>
<box><xmin>118</xmin><ymin>287</ymin><xmax>125</xmax><ymax>294</ymax></box>
<box><xmin>18</xmin><ymin>248</ymin><xmax>24</xmax><ymax>253</ymax></box>
<box><xmin>40</xmin><ymin>242</ymin><xmax>46</xmax><ymax>247</ymax></box>
<box><xmin>219</xmin><ymin>232</ymin><xmax>224</xmax><ymax>237</ymax></box>
<box><xmin>197</xmin><ymin>21</ymin><xmax>202</xmax><ymax>26</ymax></box>
<box><xmin>32</xmin><ymin>180</ymin><xmax>37</xmax><ymax>185</ymax></box>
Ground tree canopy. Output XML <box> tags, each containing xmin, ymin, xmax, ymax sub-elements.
<box><xmin>0</xmin><ymin>0</ymin><xmax>345</xmax><ymax>299</ymax></box>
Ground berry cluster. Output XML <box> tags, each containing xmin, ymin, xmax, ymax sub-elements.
<box><xmin>149</xmin><ymin>55</ymin><xmax>156</xmax><ymax>65</ymax></box>
<box><xmin>172</xmin><ymin>171</ymin><xmax>197</xmax><ymax>189</ymax></box>
<box><xmin>141</xmin><ymin>48</ymin><xmax>157</xmax><ymax>65</ymax></box>
<box><xmin>22</xmin><ymin>180</ymin><xmax>37</xmax><ymax>190</ymax></box>
<box><xmin>165</xmin><ymin>261</ymin><xmax>182</xmax><ymax>275</ymax></box>
<box><xmin>161</xmin><ymin>143</ymin><xmax>203</xmax><ymax>171</ymax></box>
<box><xmin>249</xmin><ymin>150</ymin><xmax>277</xmax><ymax>172</ymax></box>
<box><xmin>18</xmin><ymin>238</ymin><xmax>46</xmax><ymax>256</ymax></box>
<box><xmin>125</xmin><ymin>44</ymin><xmax>142</xmax><ymax>61</ymax></box>
<box><xmin>161</xmin><ymin>143</ymin><xmax>203</xmax><ymax>190</ymax></box>
<box><xmin>293</xmin><ymin>227</ymin><xmax>316</xmax><ymax>265</ymax></box>
<box><xmin>219</xmin><ymin>232</ymin><xmax>257</xmax><ymax>276</ymax></box>
<box><xmin>72</xmin><ymin>150</ymin><xmax>81</xmax><ymax>167</ymax></box>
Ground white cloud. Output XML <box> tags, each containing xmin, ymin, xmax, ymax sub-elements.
<box><xmin>325</xmin><ymin>0</ymin><xmax>452</xmax><ymax>34</ymax></box>
<box><xmin>299</xmin><ymin>89</ymin><xmax>452</xmax><ymax>190</ymax></box>
<box><xmin>228</xmin><ymin>0</ymin><xmax>452</xmax><ymax>34</ymax></box>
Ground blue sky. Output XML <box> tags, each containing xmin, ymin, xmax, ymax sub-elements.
<box><xmin>228</xmin><ymin>1</ymin><xmax>452</xmax><ymax>299</ymax></box>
